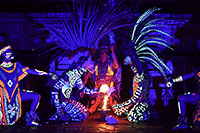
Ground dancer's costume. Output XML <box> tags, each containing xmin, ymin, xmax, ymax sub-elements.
<box><xmin>0</xmin><ymin>61</ymin><xmax>46</xmax><ymax>125</ymax></box>
<box><xmin>49</xmin><ymin>59</ymin><xmax>98</xmax><ymax>122</ymax></box>
<box><xmin>113</xmin><ymin>8</ymin><xmax>173</xmax><ymax>122</ymax></box>
<box><xmin>0</xmin><ymin>62</ymin><xmax>28</xmax><ymax>125</ymax></box>
<box><xmin>167</xmin><ymin>68</ymin><xmax>200</xmax><ymax>129</ymax></box>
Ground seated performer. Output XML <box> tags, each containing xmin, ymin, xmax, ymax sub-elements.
<box><xmin>48</xmin><ymin>55</ymin><xmax>98</xmax><ymax>123</ymax></box>
<box><xmin>112</xmin><ymin>46</ymin><xmax>150</xmax><ymax>122</ymax></box>
<box><xmin>166</xmin><ymin>67</ymin><xmax>200</xmax><ymax>129</ymax></box>
<box><xmin>0</xmin><ymin>42</ymin><xmax>56</xmax><ymax>126</ymax></box>
<box><xmin>112</xmin><ymin>7</ymin><xmax>173</xmax><ymax>123</ymax></box>
<box><xmin>86</xmin><ymin>36</ymin><xmax>121</xmax><ymax>113</ymax></box>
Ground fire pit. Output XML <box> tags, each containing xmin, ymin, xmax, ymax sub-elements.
<box><xmin>98</xmin><ymin>108</ymin><xmax>111</xmax><ymax>121</ymax></box>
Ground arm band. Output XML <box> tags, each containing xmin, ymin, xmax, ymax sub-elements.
<box><xmin>172</xmin><ymin>76</ymin><xmax>183</xmax><ymax>82</ymax></box>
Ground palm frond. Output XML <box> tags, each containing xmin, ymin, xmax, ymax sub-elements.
<box><xmin>41</xmin><ymin>1</ymin><xmax>133</xmax><ymax>55</ymax></box>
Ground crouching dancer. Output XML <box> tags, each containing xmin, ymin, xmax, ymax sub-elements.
<box><xmin>0</xmin><ymin>42</ymin><xmax>56</xmax><ymax>126</ymax></box>
<box><xmin>113</xmin><ymin>46</ymin><xmax>150</xmax><ymax>122</ymax></box>
<box><xmin>48</xmin><ymin>55</ymin><xmax>98</xmax><ymax>124</ymax></box>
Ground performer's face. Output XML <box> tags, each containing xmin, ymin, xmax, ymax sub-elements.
<box><xmin>2</xmin><ymin>48</ymin><xmax>14</xmax><ymax>62</ymax></box>
<box><xmin>124</xmin><ymin>56</ymin><xmax>133</xmax><ymax>65</ymax></box>
<box><xmin>100</xmin><ymin>48</ymin><xmax>109</xmax><ymax>62</ymax></box>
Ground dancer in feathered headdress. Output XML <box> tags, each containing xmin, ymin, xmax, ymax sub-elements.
<box><xmin>113</xmin><ymin>7</ymin><xmax>174</xmax><ymax>123</ymax></box>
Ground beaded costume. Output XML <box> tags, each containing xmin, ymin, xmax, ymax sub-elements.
<box><xmin>0</xmin><ymin>61</ymin><xmax>29</xmax><ymax>125</ymax></box>
<box><xmin>0</xmin><ymin>43</ymin><xmax>54</xmax><ymax>126</ymax></box>
<box><xmin>49</xmin><ymin>56</ymin><xmax>98</xmax><ymax>122</ymax></box>
<box><xmin>113</xmin><ymin>8</ymin><xmax>173</xmax><ymax>123</ymax></box>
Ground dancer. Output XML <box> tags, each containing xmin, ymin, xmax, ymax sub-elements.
<box><xmin>48</xmin><ymin>55</ymin><xmax>99</xmax><ymax>124</ymax></box>
<box><xmin>112</xmin><ymin>7</ymin><xmax>173</xmax><ymax>123</ymax></box>
<box><xmin>86</xmin><ymin>33</ymin><xmax>121</xmax><ymax>114</ymax></box>
<box><xmin>166</xmin><ymin>67</ymin><xmax>200</xmax><ymax>129</ymax></box>
<box><xmin>113</xmin><ymin>46</ymin><xmax>150</xmax><ymax>122</ymax></box>
<box><xmin>0</xmin><ymin>42</ymin><xmax>56</xmax><ymax>126</ymax></box>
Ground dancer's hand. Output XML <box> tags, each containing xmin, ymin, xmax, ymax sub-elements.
<box><xmin>166</xmin><ymin>80</ymin><xmax>173</xmax><ymax>87</ymax></box>
<box><xmin>113</xmin><ymin>103</ymin><xmax>122</xmax><ymax>115</ymax></box>
<box><xmin>113</xmin><ymin>104</ymin><xmax>129</xmax><ymax>116</ymax></box>
<box><xmin>93</xmin><ymin>88</ymin><xmax>99</xmax><ymax>93</ymax></box>
<box><xmin>113</xmin><ymin>103</ymin><xmax>121</xmax><ymax>111</ymax></box>
<box><xmin>49</xmin><ymin>73</ymin><xmax>58</xmax><ymax>80</ymax></box>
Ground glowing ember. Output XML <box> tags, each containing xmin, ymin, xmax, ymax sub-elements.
<box><xmin>99</xmin><ymin>84</ymin><xmax>109</xmax><ymax>93</ymax></box>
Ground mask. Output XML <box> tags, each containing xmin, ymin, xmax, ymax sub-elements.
<box><xmin>124</xmin><ymin>56</ymin><xmax>132</xmax><ymax>65</ymax></box>
<box><xmin>1</xmin><ymin>48</ymin><xmax>14</xmax><ymax>62</ymax></box>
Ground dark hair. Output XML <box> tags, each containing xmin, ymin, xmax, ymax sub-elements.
<box><xmin>124</xmin><ymin>44</ymin><xmax>138</xmax><ymax>62</ymax></box>
<box><xmin>66</xmin><ymin>56</ymin><xmax>88</xmax><ymax>71</ymax></box>
<box><xmin>124</xmin><ymin>44</ymin><xmax>143</xmax><ymax>74</ymax></box>
<box><xmin>98</xmin><ymin>35</ymin><xmax>110</xmax><ymax>49</ymax></box>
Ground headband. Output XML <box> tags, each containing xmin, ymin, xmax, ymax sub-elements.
<box><xmin>0</xmin><ymin>45</ymin><xmax>11</xmax><ymax>56</ymax></box>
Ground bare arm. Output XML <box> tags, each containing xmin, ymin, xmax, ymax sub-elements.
<box><xmin>26</xmin><ymin>68</ymin><xmax>49</xmax><ymax>75</ymax></box>
<box><xmin>182</xmin><ymin>72</ymin><xmax>195</xmax><ymax>80</ymax></box>
<box><xmin>26</xmin><ymin>68</ymin><xmax>57</xmax><ymax>80</ymax></box>
<box><xmin>83</xmin><ymin>71</ymin><xmax>92</xmax><ymax>86</ymax></box>
<box><xmin>166</xmin><ymin>72</ymin><xmax>195</xmax><ymax>87</ymax></box>
<box><xmin>110</xmin><ymin>45</ymin><xmax>119</xmax><ymax>69</ymax></box>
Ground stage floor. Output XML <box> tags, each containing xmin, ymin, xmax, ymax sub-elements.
<box><xmin>1</xmin><ymin>111</ymin><xmax>200</xmax><ymax>133</ymax></box>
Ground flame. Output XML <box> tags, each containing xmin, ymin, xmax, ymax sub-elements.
<box><xmin>99</xmin><ymin>84</ymin><xmax>110</xmax><ymax>110</ymax></box>
<box><xmin>102</xmin><ymin>95</ymin><xmax>109</xmax><ymax>110</ymax></box>
<box><xmin>99</xmin><ymin>84</ymin><xmax>109</xmax><ymax>93</ymax></box>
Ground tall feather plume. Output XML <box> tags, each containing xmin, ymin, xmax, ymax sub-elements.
<box><xmin>130</xmin><ymin>7</ymin><xmax>174</xmax><ymax>80</ymax></box>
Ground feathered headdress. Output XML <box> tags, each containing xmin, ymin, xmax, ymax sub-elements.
<box><xmin>41</xmin><ymin>1</ymin><xmax>133</xmax><ymax>58</ymax></box>
<box><xmin>129</xmin><ymin>7</ymin><xmax>174</xmax><ymax>81</ymax></box>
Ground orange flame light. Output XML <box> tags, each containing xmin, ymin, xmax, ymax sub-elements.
<box><xmin>99</xmin><ymin>84</ymin><xmax>110</xmax><ymax>111</ymax></box>
<box><xmin>99</xmin><ymin>84</ymin><xmax>109</xmax><ymax>93</ymax></box>
<box><xmin>102</xmin><ymin>95</ymin><xmax>109</xmax><ymax>110</ymax></box>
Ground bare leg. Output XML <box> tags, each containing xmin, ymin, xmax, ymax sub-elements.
<box><xmin>20</xmin><ymin>90</ymin><xmax>41</xmax><ymax>113</ymax></box>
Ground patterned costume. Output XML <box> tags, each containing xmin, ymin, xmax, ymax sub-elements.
<box><xmin>0</xmin><ymin>62</ymin><xmax>28</xmax><ymax>125</ymax></box>
<box><xmin>0</xmin><ymin>43</ymin><xmax>54</xmax><ymax>126</ymax></box>
<box><xmin>86</xmin><ymin>42</ymin><xmax>121</xmax><ymax>114</ymax></box>
<box><xmin>113</xmin><ymin>55</ymin><xmax>150</xmax><ymax>122</ymax></box>
<box><xmin>49</xmin><ymin>56</ymin><xmax>98</xmax><ymax>122</ymax></box>
<box><xmin>167</xmin><ymin>67</ymin><xmax>200</xmax><ymax>129</ymax></box>
<box><xmin>94</xmin><ymin>58</ymin><xmax>116</xmax><ymax>92</ymax></box>
<box><xmin>113</xmin><ymin>8</ymin><xmax>173</xmax><ymax>123</ymax></box>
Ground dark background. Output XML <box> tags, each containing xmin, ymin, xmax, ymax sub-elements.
<box><xmin>0</xmin><ymin>0</ymin><xmax>200</xmax><ymax>124</ymax></box>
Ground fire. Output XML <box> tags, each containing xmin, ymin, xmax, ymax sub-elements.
<box><xmin>102</xmin><ymin>95</ymin><xmax>109</xmax><ymax>110</ymax></box>
<box><xmin>99</xmin><ymin>84</ymin><xmax>110</xmax><ymax>110</ymax></box>
<box><xmin>99</xmin><ymin>84</ymin><xmax>109</xmax><ymax>93</ymax></box>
